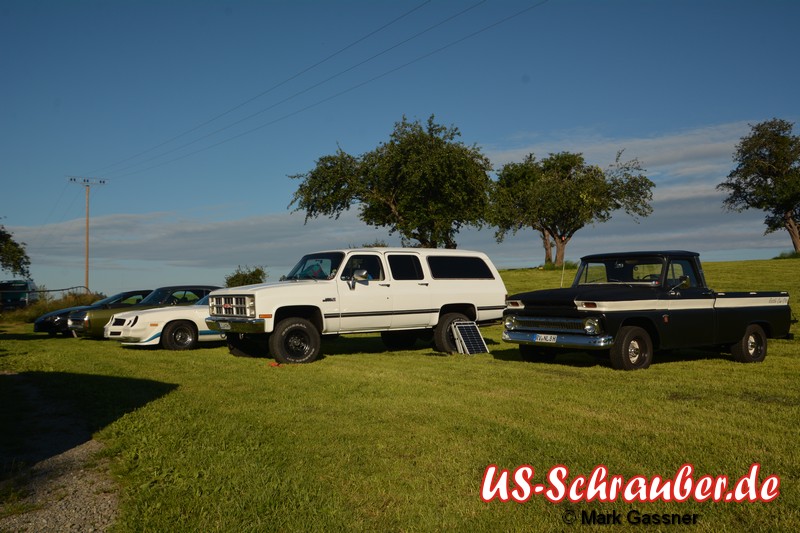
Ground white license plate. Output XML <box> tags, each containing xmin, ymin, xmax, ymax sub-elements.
<box><xmin>219</xmin><ymin>322</ymin><xmax>231</xmax><ymax>331</ymax></box>
<box><xmin>535</xmin><ymin>334</ymin><xmax>557</xmax><ymax>343</ymax></box>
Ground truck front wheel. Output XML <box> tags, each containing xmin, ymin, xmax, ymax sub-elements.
<box><xmin>269</xmin><ymin>318</ymin><xmax>321</xmax><ymax>364</ymax></box>
<box><xmin>610</xmin><ymin>326</ymin><xmax>653</xmax><ymax>370</ymax></box>
<box><xmin>731</xmin><ymin>324</ymin><xmax>767</xmax><ymax>363</ymax></box>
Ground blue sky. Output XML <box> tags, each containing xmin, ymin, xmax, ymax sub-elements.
<box><xmin>1</xmin><ymin>0</ymin><xmax>798</xmax><ymax>296</ymax></box>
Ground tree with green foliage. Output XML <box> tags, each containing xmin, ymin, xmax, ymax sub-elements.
<box><xmin>289</xmin><ymin>115</ymin><xmax>492</xmax><ymax>248</ymax></box>
<box><xmin>0</xmin><ymin>222</ymin><xmax>31</xmax><ymax>278</ymax></box>
<box><xmin>490</xmin><ymin>151</ymin><xmax>653</xmax><ymax>266</ymax></box>
<box><xmin>225</xmin><ymin>265</ymin><xmax>268</xmax><ymax>288</ymax></box>
<box><xmin>717</xmin><ymin>118</ymin><xmax>800</xmax><ymax>253</ymax></box>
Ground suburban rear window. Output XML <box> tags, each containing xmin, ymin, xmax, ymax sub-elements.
<box><xmin>387</xmin><ymin>255</ymin><xmax>425</xmax><ymax>280</ymax></box>
<box><xmin>427</xmin><ymin>256</ymin><xmax>494</xmax><ymax>279</ymax></box>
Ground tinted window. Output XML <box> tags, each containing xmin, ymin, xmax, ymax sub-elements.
<box><xmin>340</xmin><ymin>255</ymin><xmax>384</xmax><ymax>281</ymax></box>
<box><xmin>388</xmin><ymin>255</ymin><xmax>424</xmax><ymax>280</ymax></box>
<box><xmin>427</xmin><ymin>256</ymin><xmax>494</xmax><ymax>279</ymax></box>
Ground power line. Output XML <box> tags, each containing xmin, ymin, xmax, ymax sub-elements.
<box><xmin>104</xmin><ymin>0</ymin><xmax>489</xmax><ymax>179</ymax></box>
<box><xmin>107</xmin><ymin>1</ymin><xmax>550</xmax><ymax>179</ymax></box>
<box><xmin>87</xmin><ymin>0</ymin><xmax>433</xmax><ymax>177</ymax></box>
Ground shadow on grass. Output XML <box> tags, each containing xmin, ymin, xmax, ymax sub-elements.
<box><xmin>0</xmin><ymin>372</ymin><xmax>177</xmax><ymax>477</ymax></box>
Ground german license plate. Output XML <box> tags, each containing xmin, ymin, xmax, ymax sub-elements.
<box><xmin>535</xmin><ymin>334</ymin><xmax>557</xmax><ymax>343</ymax></box>
<box><xmin>219</xmin><ymin>322</ymin><xmax>231</xmax><ymax>331</ymax></box>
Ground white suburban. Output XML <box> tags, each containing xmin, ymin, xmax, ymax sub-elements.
<box><xmin>205</xmin><ymin>248</ymin><xmax>507</xmax><ymax>363</ymax></box>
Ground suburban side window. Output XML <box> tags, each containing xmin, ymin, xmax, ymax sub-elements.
<box><xmin>427</xmin><ymin>256</ymin><xmax>494</xmax><ymax>279</ymax></box>
<box><xmin>387</xmin><ymin>255</ymin><xmax>424</xmax><ymax>280</ymax></box>
<box><xmin>340</xmin><ymin>255</ymin><xmax>385</xmax><ymax>281</ymax></box>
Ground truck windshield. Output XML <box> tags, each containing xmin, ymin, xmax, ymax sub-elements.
<box><xmin>284</xmin><ymin>252</ymin><xmax>345</xmax><ymax>280</ymax></box>
<box><xmin>574</xmin><ymin>257</ymin><xmax>665</xmax><ymax>286</ymax></box>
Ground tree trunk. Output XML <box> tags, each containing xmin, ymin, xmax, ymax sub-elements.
<box><xmin>554</xmin><ymin>236</ymin><xmax>570</xmax><ymax>267</ymax></box>
<box><xmin>786</xmin><ymin>212</ymin><xmax>800</xmax><ymax>253</ymax></box>
<box><xmin>540</xmin><ymin>229</ymin><xmax>553</xmax><ymax>265</ymax></box>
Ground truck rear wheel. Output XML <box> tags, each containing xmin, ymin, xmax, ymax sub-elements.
<box><xmin>269</xmin><ymin>318</ymin><xmax>320</xmax><ymax>364</ymax></box>
<box><xmin>610</xmin><ymin>326</ymin><xmax>653</xmax><ymax>370</ymax></box>
<box><xmin>731</xmin><ymin>324</ymin><xmax>767</xmax><ymax>363</ymax></box>
<box><xmin>433</xmin><ymin>312</ymin><xmax>468</xmax><ymax>353</ymax></box>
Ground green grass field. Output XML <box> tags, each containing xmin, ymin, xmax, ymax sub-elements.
<box><xmin>1</xmin><ymin>259</ymin><xmax>798</xmax><ymax>531</ymax></box>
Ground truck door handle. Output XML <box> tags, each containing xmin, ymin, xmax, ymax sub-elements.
<box><xmin>418</xmin><ymin>283</ymin><xmax>429</xmax><ymax>286</ymax></box>
<box><xmin>379</xmin><ymin>283</ymin><xmax>391</xmax><ymax>287</ymax></box>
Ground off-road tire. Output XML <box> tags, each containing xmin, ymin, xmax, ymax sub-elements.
<box><xmin>269</xmin><ymin>318</ymin><xmax>321</xmax><ymax>364</ymax></box>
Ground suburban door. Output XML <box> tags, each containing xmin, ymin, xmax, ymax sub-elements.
<box><xmin>334</xmin><ymin>253</ymin><xmax>393</xmax><ymax>332</ymax></box>
<box><xmin>385</xmin><ymin>253</ymin><xmax>434</xmax><ymax>329</ymax></box>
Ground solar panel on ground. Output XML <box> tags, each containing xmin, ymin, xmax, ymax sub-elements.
<box><xmin>450</xmin><ymin>321</ymin><xmax>489</xmax><ymax>354</ymax></box>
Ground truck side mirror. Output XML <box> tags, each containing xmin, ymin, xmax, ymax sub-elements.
<box><xmin>349</xmin><ymin>269</ymin><xmax>369</xmax><ymax>290</ymax></box>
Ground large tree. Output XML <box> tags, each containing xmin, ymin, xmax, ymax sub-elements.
<box><xmin>490</xmin><ymin>151</ymin><xmax>653</xmax><ymax>266</ymax></box>
<box><xmin>717</xmin><ymin>118</ymin><xmax>800</xmax><ymax>253</ymax></box>
<box><xmin>1</xmin><ymin>222</ymin><xmax>31</xmax><ymax>278</ymax></box>
<box><xmin>289</xmin><ymin>115</ymin><xmax>492</xmax><ymax>248</ymax></box>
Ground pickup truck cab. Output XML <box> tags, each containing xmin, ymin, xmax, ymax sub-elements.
<box><xmin>206</xmin><ymin>248</ymin><xmax>507</xmax><ymax>364</ymax></box>
<box><xmin>503</xmin><ymin>251</ymin><xmax>793</xmax><ymax>370</ymax></box>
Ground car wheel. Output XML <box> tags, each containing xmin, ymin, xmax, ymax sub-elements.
<box><xmin>269</xmin><ymin>318</ymin><xmax>320</xmax><ymax>364</ymax></box>
<box><xmin>228</xmin><ymin>333</ymin><xmax>268</xmax><ymax>357</ymax></box>
<box><xmin>381</xmin><ymin>330</ymin><xmax>419</xmax><ymax>350</ymax></box>
<box><xmin>433</xmin><ymin>312</ymin><xmax>468</xmax><ymax>354</ymax></box>
<box><xmin>519</xmin><ymin>345</ymin><xmax>558</xmax><ymax>363</ymax></box>
<box><xmin>161</xmin><ymin>321</ymin><xmax>198</xmax><ymax>350</ymax></box>
<box><xmin>610</xmin><ymin>326</ymin><xmax>653</xmax><ymax>370</ymax></box>
<box><xmin>731</xmin><ymin>324</ymin><xmax>767</xmax><ymax>363</ymax></box>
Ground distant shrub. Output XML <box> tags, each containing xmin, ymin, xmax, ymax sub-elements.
<box><xmin>773</xmin><ymin>251</ymin><xmax>800</xmax><ymax>259</ymax></box>
<box><xmin>0</xmin><ymin>291</ymin><xmax>104</xmax><ymax>323</ymax></box>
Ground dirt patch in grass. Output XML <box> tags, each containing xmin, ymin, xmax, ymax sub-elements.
<box><xmin>0</xmin><ymin>371</ymin><xmax>118</xmax><ymax>532</ymax></box>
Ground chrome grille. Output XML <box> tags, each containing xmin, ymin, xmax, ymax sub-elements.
<box><xmin>513</xmin><ymin>316</ymin><xmax>584</xmax><ymax>333</ymax></box>
<box><xmin>209</xmin><ymin>295</ymin><xmax>254</xmax><ymax>318</ymax></box>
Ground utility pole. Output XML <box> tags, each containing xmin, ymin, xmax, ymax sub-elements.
<box><xmin>68</xmin><ymin>177</ymin><xmax>107</xmax><ymax>292</ymax></box>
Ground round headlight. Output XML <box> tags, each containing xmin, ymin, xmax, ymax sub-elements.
<box><xmin>504</xmin><ymin>316</ymin><xmax>517</xmax><ymax>330</ymax></box>
<box><xmin>583</xmin><ymin>317</ymin><xmax>600</xmax><ymax>335</ymax></box>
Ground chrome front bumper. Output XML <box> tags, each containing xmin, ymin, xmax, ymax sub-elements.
<box><xmin>206</xmin><ymin>316</ymin><xmax>265</xmax><ymax>334</ymax></box>
<box><xmin>502</xmin><ymin>330</ymin><xmax>614</xmax><ymax>350</ymax></box>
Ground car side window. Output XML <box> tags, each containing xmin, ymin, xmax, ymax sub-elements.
<box><xmin>387</xmin><ymin>255</ymin><xmax>424</xmax><ymax>280</ymax></box>
<box><xmin>667</xmin><ymin>259</ymin><xmax>699</xmax><ymax>288</ymax></box>
<box><xmin>340</xmin><ymin>255</ymin><xmax>384</xmax><ymax>281</ymax></box>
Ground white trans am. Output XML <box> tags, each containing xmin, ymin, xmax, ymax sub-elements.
<box><xmin>104</xmin><ymin>295</ymin><xmax>225</xmax><ymax>350</ymax></box>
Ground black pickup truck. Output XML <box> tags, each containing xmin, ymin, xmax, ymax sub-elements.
<box><xmin>502</xmin><ymin>251</ymin><xmax>793</xmax><ymax>370</ymax></box>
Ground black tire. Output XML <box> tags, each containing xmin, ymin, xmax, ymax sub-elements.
<box><xmin>269</xmin><ymin>318</ymin><xmax>321</xmax><ymax>364</ymax></box>
<box><xmin>433</xmin><ymin>312</ymin><xmax>468</xmax><ymax>353</ymax></box>
<box><xmin>161</xmin><ymin>321</ymin><xmax>198</xmax><ymax>351</ymax></box>
<box><xmin>519</xmin><ymin>345</ymin><xmax>558</xmax><ymax>363</ymax></box>
<box><xmin>610</xmin><ymin>326</ymin><xmax>653</xmax><ymax>370</ymax></box>
<box><xmin>731</xmin><ymin>324</ymin><xmax>767</xmax><ymax>363</ymax></box>
<box><xmin>381</xmin><ymin>330</ymin><xmax>419</xmax><ymax>350</ymax></box>
<box><xmin>227</xmin><ymin>333</ymin><xmax>268</xmax><ymax>357</ymax></box>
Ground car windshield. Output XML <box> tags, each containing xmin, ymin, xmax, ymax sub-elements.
<box><xmin>284</xmin><ymin>252</ymin><xmax>345</xmax><ymax>280</ymax></box>
<box><xmin>574</xmin><ymin>257</ymin><xmax>665</xmax><ymax>286</ymax></box>
<box><xmin>195</xmin><ymin>295</ymin><xmax>209</xmax><ymax>305</ymax></box>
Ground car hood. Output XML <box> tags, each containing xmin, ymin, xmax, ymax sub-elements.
<box><xmin>111</xmin><ymin>303</ymin><xmax>206</xmax><ymax>321</ymax></box>
<box><xmin>36</xmin><ymin>305</ymin><xmax>90</xmax><ymax>321</ymax></box>
<box><xmin>510</xmin><ymin>284</ymin><xmax>660</xmax><ymax>306</ymax></box>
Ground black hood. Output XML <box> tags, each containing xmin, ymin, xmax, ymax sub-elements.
<box><xmin>510</xmin><ymin>284</ymin><xmax>660</xmax><ymax>307</ymax></box>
